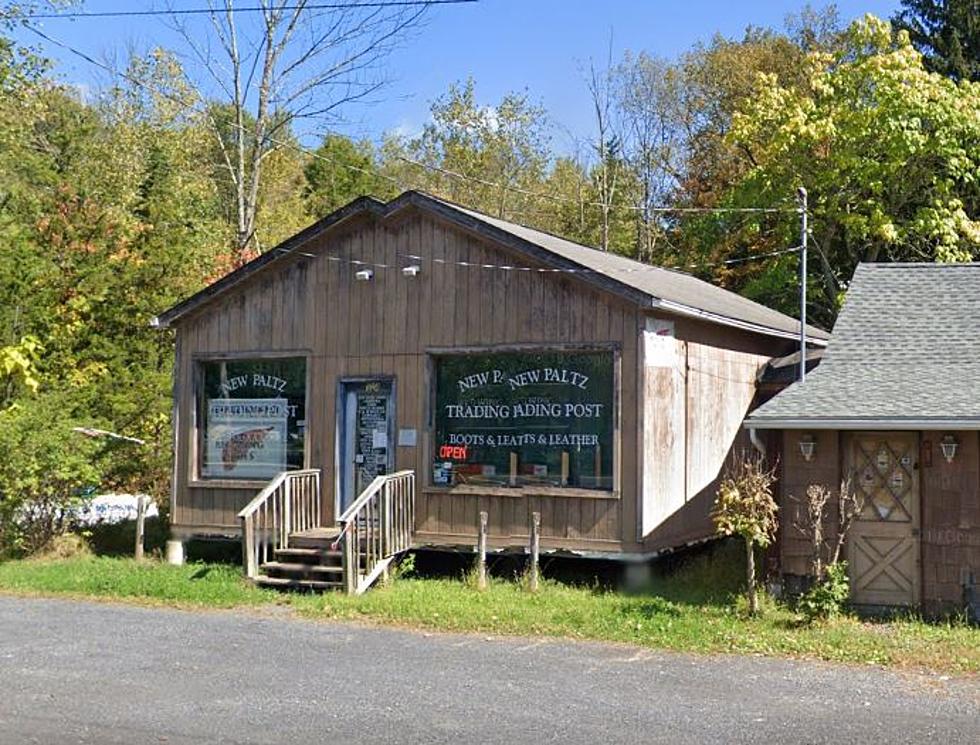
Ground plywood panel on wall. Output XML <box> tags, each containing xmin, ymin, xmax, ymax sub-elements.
<box><xmin>640</xmin><ymin>338</ymin><xmax>770</xmax><ymax>551</ymax></box>
<box><xmin>640</xmin><ymin>322</ymin><xmax>687</xmax><ymax>538</ymax></box>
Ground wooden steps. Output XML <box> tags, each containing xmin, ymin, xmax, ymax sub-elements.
<box><xmin>255</xmin><ymin>534</ymin><xmax>346</xmax><ymax>592</ymax></box>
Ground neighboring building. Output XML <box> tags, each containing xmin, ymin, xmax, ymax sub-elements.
<box><xmin>748</xmin><ymin>263</ymin><xmax>980</xmax><ymax>613</ymax></box>
<box><xmin>154</xmin><ymin>191</ymin><xmax>826</xmax><ymax>585</ymax></box>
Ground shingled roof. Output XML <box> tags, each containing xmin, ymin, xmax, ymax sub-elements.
<box><xmin>155</xmin><ymin>190</ymin><xmax>828</xmax><ymax>343</ymax></box>
<box><xmin>747</xmin><ymin>263</ymin><xmax>980</xmax><ymax>429</ymax></box>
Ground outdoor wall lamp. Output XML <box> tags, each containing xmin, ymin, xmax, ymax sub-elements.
<box><xmin>401</xmin><ymin>264</ymin><xmax>421</xmax><ymax>277</ymax></box>
<box><xmin>354</xmin><ymin>268</ymin><xmax>374</xmax><ymax>281</ymax></box>
<box><xmin>798</xmin><ymin>433</ymin><xmax>816</xmax><ymax>462</ymax></box>
<box><xmin>940</xmin><ymin>434</ymin><xmax>958</xmax><ymax>463</ymax></box>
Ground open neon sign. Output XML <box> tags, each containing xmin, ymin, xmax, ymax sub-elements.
<box><xmin>438</xmin><ymin>444</ymin><xmax>468</xmax><ymax>461</ymax></box>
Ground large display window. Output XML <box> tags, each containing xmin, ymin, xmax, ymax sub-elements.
<box><xmin>432</xmin><ymin>350</ymin><xmax>614</xmax><ymax>490</ymax></box>
<box><xmin>196</xmin><ymin>357</ymin><xmax>307</xmax><ymax>480</ymax></box>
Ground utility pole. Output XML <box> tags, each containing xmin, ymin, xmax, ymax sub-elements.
<box><xmin>797</xmin><ymin>187</ymin><xmax>808</xmax><ymax>383</ymax></box>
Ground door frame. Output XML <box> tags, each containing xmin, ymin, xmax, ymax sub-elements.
<box><xmin>844</xmin><ymin>430</ymin><xmax>922</xmax><ymax>607</ymax></box>
<box><xmin>334</xmin><ymin>376</ymin><xmax>396</xmax><ymax>521</ymax></box>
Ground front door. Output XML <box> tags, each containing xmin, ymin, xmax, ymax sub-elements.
<box><xmin>847</xmin><ymin>433</ymin><xmax>920</xmax><ymax>607</ymax></box>
<box><xmin>338</xmin><ymin>379</ymin><xmax>395</xmax><ymax>514</ymax></box>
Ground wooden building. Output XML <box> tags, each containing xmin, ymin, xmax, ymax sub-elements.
<box><xmin>748</xmin><ymin>263</ymin><xmax>980</xmax><ymax>614</ymax></box>
<box><xmin>154</xmin><ymin>191</ymin><xmax>826</xmax><ymax>586</ymax></box>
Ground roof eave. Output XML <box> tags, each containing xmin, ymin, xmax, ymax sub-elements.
<box><xmin>745</xmin><ymin>417</ymin><xmax>980</xmax><ymax>430</ymax></box>
<box><xmin>653</xmin><ymin>298</ymin><xmax>830</xmax><ymax>346</ymax></box>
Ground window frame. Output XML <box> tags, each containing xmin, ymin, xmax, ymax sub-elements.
<box><xmin>189</xmin><ymin>350</ymin><xmax>312</xmax><ymax>488</ymax></box>
<box><xmin>423</xmin><ymin>343</ymin><xmax>621</xmax><ymax>499</ymax></box>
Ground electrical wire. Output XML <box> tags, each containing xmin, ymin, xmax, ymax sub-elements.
<box><xmin>20</xmin><ymin>22</ymin><xmax>805</xmax><ymax>274</ymax></box>
<box><xmin>17</xmin><ymin>1</ymin><xmax>478</xmax><ymax>21</ymax></box>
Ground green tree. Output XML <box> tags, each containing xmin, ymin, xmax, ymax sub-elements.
<box><xmin>726</xmin><ymin>15</ymin><xmax>980</xmax><ymax>325</ymax></box>
<box><xmin>304</xmin><ymin>134</ymin><xmax>391</xmax><ymax>217</ymax></box>
<box><xmin>892</xmin><ymin>0</ymin><xmax>980</xmax><ymax>81</ymax></box>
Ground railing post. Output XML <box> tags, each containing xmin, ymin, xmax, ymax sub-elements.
<box><xmin>242</xmin><ymin>515</ymin><xmax>256</xmax><ymax>579</ymax></box>
<box><xmin>343</xmin><ymin>527</ymin><xmax>357</xmax><ymax>596</ymax></box>
<box><xmin>282</xmin><ymin>476</ymin><xmax>291</xmax><ymax>550</ymax></box>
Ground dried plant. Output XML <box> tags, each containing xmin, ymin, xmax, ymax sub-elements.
<box><xmin>792</xmin><ymin>474</ymin><xmax>865</xmax><ymax>581</ymax></box>
<box><xmin>713</xmin><ymin>453</ymin><xmax>779</xmax><ymax>616</ymax></box>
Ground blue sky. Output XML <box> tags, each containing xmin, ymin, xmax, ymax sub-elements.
<box><xmin>16</xmin><ymin>1</ymin><xmax>901</xmax><ymax>153</ymax></box>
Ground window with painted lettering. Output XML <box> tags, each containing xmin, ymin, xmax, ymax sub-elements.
<box><xmin>197</xmin><ymin>357</ymin><xmax>307</xmax><ymax>480</ymax></box>
<box><xmin>432</xmin><ymin>351</ymin><xmax>614</xmax><ymax>490</ymax></box>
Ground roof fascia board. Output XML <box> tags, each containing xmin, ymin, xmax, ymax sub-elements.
<box><xmin>153</xmin><ymin>197</ymin><xmax>386</xmax><ymax>327</ymax></box>
<box><xmin>653</xmin><ymin>298</ymin><xmax>830</xmax><ymax>346</ymax></box>
<box><xmin>745</xmin><ymin>418</ymin><xmax>980</xmax><ymax>430</ymax></box>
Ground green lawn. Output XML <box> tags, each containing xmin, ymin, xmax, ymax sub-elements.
<box><xmin>0</xmin><ymin>554</ymin><xmax>976</xmax><ymax>675</ymax></box>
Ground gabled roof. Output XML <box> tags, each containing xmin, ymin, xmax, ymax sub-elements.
<box><xmin>747</xmin><ymin>263</ymin><xmax>980</xmax><ymax>429</ymax></box>
<box><xmin>154</xmin><ymin>190</ymin><xmax>828</xmax><ymax>343</ymax></box>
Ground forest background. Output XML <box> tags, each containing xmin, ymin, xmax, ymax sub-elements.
<box><xmin>0</xmin><ymin>0</ymin><xmax>976</xmax><ymax>553</ymax></box>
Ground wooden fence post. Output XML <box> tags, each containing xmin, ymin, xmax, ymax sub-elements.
<box><xmin>529</xmin><ymin>511</ymin><xmax>540</xmax><ymax>593</ymax></box>
<box><xmin>134</xmin><ymin>495</ymin><xmax>148</xmax><ymax>561</ymax></box>
<box><xmin>477</xmin><ymin>511</ymin><xmax>488</xmax><ymax>590</ymax></box>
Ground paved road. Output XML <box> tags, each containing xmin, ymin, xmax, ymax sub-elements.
<box><xmin>0</xmin><ymin>597</ymin><xmax>976</xmax><ymax>744</ymax></box>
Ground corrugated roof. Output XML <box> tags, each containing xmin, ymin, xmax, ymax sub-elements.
<box><xmin>747</xmin><ymin>263</ymin><xmax>980</xmax><ymax>428</ymax></box>
<box><xmin>156</xmin><ymin>191</ymin><xmax>828</xmax><ymax>342</ymax></box>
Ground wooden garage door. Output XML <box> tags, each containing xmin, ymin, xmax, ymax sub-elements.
<box><xmin>847</xmin><ymin>433</ymin><xmax>920</xmax><ymax>607</ymax></box>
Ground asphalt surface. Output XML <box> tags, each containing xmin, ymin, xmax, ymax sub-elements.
<box><xmin>0</xmin><ymin>596</ymin><xmax>976</xmax><ymax>744</ymax></box>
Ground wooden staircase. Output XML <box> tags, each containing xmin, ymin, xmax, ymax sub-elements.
<box><xmin>239</xmin><ymin>470</ymin><xmax>415</xmax><ymax>595</ymax></box>
<box><xmin>254</xmin><ymin>528</ymin><xmax>345</xmax><ymax>592</ymax></box>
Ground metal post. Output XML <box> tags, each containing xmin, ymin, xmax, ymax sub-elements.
<box><xmin>797</xmin><ymin>186</ymin><xmax>808</xmax><ymax>383</ymax></box>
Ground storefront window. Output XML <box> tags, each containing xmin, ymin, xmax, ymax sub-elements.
<box><xmin>432</xmin><ymin>350</ymin><xmax>614</xmax><ymax>490</ymax></box>
<box><xmin>197</xmin><ymin>357</ymin><xmax>306</xmax><ymax>480</ymax></box>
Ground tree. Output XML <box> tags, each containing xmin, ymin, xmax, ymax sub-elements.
<box><xmin>713</xmin><ymin>454</ymin><xmax>779</xmax><ymax>616</ymax></box>
<box><xmin>726</xmin><ymin>15</ymin><xmax>980</xmax><ymax>325</ymax></box>
<box><xmin>612</xmin><ymin>51</ymin><xmax>683</xmax><ymax>261</ymax></box>
<box><xmin>171</xmin><ymin>0</ymin><xmax>429</xmax><ymax>263</ymax></box>
<box><xmin>384</xmin><ymin>78</ymin><xmax>552</xmax><ymax>222</ymax></box>
<box><xmin>892</xmin><ymin>0</ymin><xmax>980</xmax><ymax>81</ymax></box>
<box><xmin>304</xmin><ymin>133</ymin><xmax>390</xmax><ymax>217</ymax></box>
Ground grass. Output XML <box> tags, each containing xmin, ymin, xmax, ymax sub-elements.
<box><xmin>0</xmin><ymin>549</ymin><xmax>976</xmax><ymax>676</ymax></box>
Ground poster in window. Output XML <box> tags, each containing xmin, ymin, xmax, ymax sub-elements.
<box><xmin>204</xmin><ymin>398</ymin><xmax>288</xmax><ymax>478</ymax></box>
<box><xmin>433</xmin><ymin>351</ymin><xmax>614</xmax><ymax>490</ymax></box>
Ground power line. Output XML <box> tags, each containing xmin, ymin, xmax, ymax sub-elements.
<box><xmin>20</xmin><ymin>22</ymin><xmax>803</xmax><ymax>275</ymax></box>
<box><xmin>17</xmin><ymin>1</ymin><xmax>478</xmax><ymax>21</ymax></box>
<box><xmin>23</xmin><ymin>21</ymin><xmax>797</xmax><ymax>219</ymax></box>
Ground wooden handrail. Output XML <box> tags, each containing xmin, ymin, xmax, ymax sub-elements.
<box><xmin>238</xmin><ymin>469</ymin><xmax>321</xmax><ymax>580</ymax></box>
<box><xmin>338</xmin><ymin>470</ymin><xmax>415</xmax><ymax>595</ymax></box>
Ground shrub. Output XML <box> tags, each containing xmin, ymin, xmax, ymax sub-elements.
<box><xmin>712</xmin><ymin>454</ymin><xmax>778</xmax><ymax>616</ymax></box>
<box><xmin>798</xmin><ymin>561</ymin><xmax>851</xmax><ymax>622</ymax></box>
<box><xmin>0</xmin><ymin>395</ymin><xmax>104</xmax><ymax>556</ymax></box>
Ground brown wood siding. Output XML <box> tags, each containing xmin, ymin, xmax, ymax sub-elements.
<box><xmin>172</xmin><ymin>211</ymin><xmax>638</xmax><ymax>548</ymax></box>
<box><xmin>920</xmin><ymin>431</ymin><xmax>980</xmax><ymax>611</ymax></box>
<box><xmin>777</xmin><ymin>429</ymin><xmax>842</xmax><ymax>577</ymax></box>
<box><xmin>776</xmin><ymin>429</ymin><xmax>980</xmax><ymax>611</ymax></box>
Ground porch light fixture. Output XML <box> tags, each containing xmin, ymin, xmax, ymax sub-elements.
<box><xmin>798</xmin><ymin>433</ymin><xmax>816</xmax><ymax>462</ymax></box>
<box><xmin>354</xmin><ymin>268</ymin><xmax>374</xmax><ymax>281</ymax></box>
<box><xmin>401</xmin><ymin>264</ymin><xmax>421</xmax><ymax>277</ymax></box>
<box><xmin>940</xmin><ymin>434</ymin><xmax>958</xmax><ymax>463</ymax></box>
